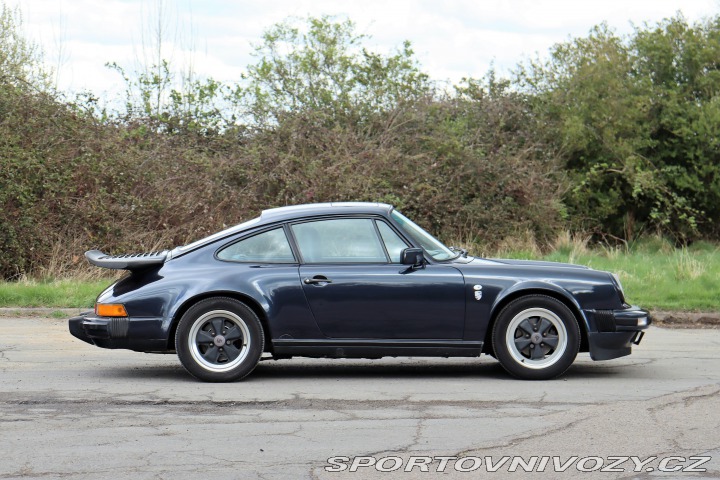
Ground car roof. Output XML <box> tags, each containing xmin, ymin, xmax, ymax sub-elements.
<box><xmin>171</xmin><ymin>202</ymin><xmax>394</xmax><ymax>257</ymax></box>
<box><xmin>260</xmin><ymin>202</ymin><xmax>393</xmax><ymax>223</ymax></box>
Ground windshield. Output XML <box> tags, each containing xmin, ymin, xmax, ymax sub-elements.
<box><xmin>391</xmin><ymin>210</ymin><xmax>458</xmax><ymax>261</ymax></box>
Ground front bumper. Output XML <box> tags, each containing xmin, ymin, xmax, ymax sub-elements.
<box><xmin>585</xmin><ymin>306</ymin><xmax>652</xmax><ymax>361</ymax></box>
<box><xmin>69</xmin><ymin>312</ymin><xmax>170</xmax><ymax>352</ymax></box>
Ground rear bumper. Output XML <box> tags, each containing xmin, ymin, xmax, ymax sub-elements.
<box><xmin>585</xmin><ymin>306</ymin><xmax>651</xmax><ymax>361</ymax></box>
<box><xmin>68</xmin><ymin>312</ymin><xmax>170</xmax><ymax>352</ymax></box>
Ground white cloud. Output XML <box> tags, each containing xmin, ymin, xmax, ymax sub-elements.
<box><xmin>8</xmin><ymin>0</ymin><xmax>719</xmax><ymax>96</ymax></box>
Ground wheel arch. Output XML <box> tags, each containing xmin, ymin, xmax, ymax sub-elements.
<box><xmin>483</xmin><ymin>287</ymin><xmax>589</xmax><ymax>354</ymax></box>
<box><xmin>167</xmin><ymin>291</ymin><xmax>272</xmax><ymax>352</ymax></box>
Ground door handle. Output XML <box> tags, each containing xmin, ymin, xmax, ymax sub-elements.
<box><xmin>303</xmin><ymin>275</ymin><xmax>332</xmax><ymax>285</ymax></box>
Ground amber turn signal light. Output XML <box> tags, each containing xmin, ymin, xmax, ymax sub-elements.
<box><xmin>95</xmin><ymin>303</ymin><xmax>128</xmax><ymax>317</ymax></box>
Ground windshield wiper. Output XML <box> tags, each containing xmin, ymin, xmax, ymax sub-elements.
<box><xmin>449</xmin><ymin>246</ymin><xmax>469</xmax><ymax>258</ymax></box>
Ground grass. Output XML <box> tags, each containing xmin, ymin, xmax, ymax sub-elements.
<box><xmin>0</xmin><ymin>237</ymin><xmax>718</xmax><ymax>312</ymax></box>
<box><xmin>541</xmin><ymin>249</ymin><xmax>719</xmax><ymax>311</ymax></box>
<box><xmin>0</xmin><ymin>278</ymin><xmax>114</xmax><ymax>309</ymax></box>
<box><xmin>499</xmin><ymin>236</ymin><xmax>720</xmax><ymax>312</ymax></box>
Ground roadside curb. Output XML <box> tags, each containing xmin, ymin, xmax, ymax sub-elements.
<box><xmin>1</xmin><ymin>307</ymin><xmax>719</xmax><ymax>327</ymax></box>
<box><xmin>651</xmin><ymin>311</ymin><xmax>720</xmax><ymax>328</ymax></box>
<box><xmin>0</xmin><ymin>307</ymin><xmax>88</xmax><ymax>318</ymax></box>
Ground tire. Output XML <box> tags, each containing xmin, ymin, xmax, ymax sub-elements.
<box><xmin>175</xmin><ymin>297</ymin><xmax>264</xmax><ymax>382</ymax></box>
<box><xmin>491</xmin><ymin>295</ymin><xmax>580</xmax><ymax>380</ymax></box>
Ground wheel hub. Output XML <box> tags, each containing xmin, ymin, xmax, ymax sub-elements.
<box><xmin>505</xmin><ymin>307</ymin><xmax>569</xmax><ymax>370</ymax></box>
<box><xmin>213</xmin><ymin>335</ymin><xmax>226</xmax><ymax>347</ymax></box>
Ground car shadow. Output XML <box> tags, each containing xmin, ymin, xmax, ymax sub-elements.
<box><xmin>251</xmin><ymin>358</ymin><xmax>509</xmax><ymax>380</ymax></box>
<box><xmin>97</xmin><ymin>356</ymin><xmax>646</xmax><ymax>382</ymax></box>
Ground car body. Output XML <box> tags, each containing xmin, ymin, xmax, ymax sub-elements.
<box><xmin>69</xmin><ymin>202</ymin><xmax>651</xmax><ymax>381</ymax></box>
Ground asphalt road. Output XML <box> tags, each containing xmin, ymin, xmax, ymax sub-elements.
<box><xmin>1</xmin><ymin>318</ymin><xmax>719</xmax><ymax>479</ymax></box>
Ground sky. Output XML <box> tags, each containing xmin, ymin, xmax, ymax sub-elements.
<box><xmin>9</xmin><ymin>0</ymin><xmax>720</xmax><ymax>101</ymax></box>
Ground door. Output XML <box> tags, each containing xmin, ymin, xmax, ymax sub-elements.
<box><xmin>292</xmin><ymin>218</ymin><xmax>465</xmax><ymax>339</ymax></box>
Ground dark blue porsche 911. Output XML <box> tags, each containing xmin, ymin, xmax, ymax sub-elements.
<box><xmin>69</xmin><ymin>202</ymin><xmax>650</xmax><ymax>381</ymax></box>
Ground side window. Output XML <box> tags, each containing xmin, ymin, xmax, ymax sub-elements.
<box><xmin>376</xmin><ymin>221</ymin><xmax>409</xmax><ymax>263</ymax></box>
<box><xmin>217</xmin><ymin>228</ymin><xmax>295</xmax><ymax>263</ymax></box>
<box><xmin>292</xmin><ymin>218</ymin><xmax>388</xmax><ymax>263</ymax></box>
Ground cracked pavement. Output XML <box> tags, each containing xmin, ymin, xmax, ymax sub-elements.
<box><xmin>0</xmin><ymin>318</ymin><xmax>719</xmax><ymax>479</ymax></box>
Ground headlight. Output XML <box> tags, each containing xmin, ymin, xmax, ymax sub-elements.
<box><xmin>611</xmin><ymin>273</ymin><xmax>626</xmax><ymax>303</ymax></box>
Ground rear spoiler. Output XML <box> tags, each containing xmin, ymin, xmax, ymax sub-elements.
<box><xmin>85</xmin><ymin>250</ymin><xmax>168</xmax><ymax>270</ymax></box>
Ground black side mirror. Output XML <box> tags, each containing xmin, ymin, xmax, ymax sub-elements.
<box><xmin>400</xmin><ymin>248</ymin><xmax>425</xmax><ymax>268</ymax></box>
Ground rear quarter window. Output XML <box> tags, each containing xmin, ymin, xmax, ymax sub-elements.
<box><xmin>217</xmin><ymin>228</ymin><xmax>295</xmax><ymax>263</ymax></box>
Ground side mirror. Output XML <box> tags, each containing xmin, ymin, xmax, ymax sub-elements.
<box><xmin>400</xmin><ymin>248</ymin><xmax>425</xmax><ymax>268</ymax></box>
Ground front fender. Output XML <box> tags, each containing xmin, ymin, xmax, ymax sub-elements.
<box><xmin>490</xmin><ymin>281</ymin><xmax>589</xmax><ymax>333</ymax></box>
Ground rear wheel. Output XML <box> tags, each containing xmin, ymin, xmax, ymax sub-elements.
<box><xmin>492</xmin><ymin>295</ymin><xmax>580</xmax><ymax>380</ymax></box>
<box><xmin>175</xmin><ymin>297</ymin><xmax>264</xmax><ymax>382</ymax></box>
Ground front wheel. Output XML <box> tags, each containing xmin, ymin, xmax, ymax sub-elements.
<box><xmin>492</xmin><ymin>295</ymin><xmax>580</xmax><ymax>380</ymax></box>
<box><xmin>175</xmin><ymin>297</ymin><xmax>264</xmax><ymax>382</ymax></box>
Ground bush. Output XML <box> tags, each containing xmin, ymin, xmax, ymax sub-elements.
<box><xmin>3</xmin><ymin>12</ymin><xmax>719</xmax><ymax>279</ymax></box>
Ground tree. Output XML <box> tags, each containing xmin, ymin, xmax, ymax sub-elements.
<box><xmin>106</xmin><ymin>0</ymin><xmax>233</xmax><ymax>135</ymax></box>
<box><xmin>632</xmin><ymin>16</ymin><xmax>720</xmax><ymax>239</ymax></box>
<box><xmin>0</xmin><ymin>3</ymin><xmax>48</xmax><ymax>90</ymax></box>
<box><xmin>242</xmin><ymin>15</ymin><xmax>431</xmax><ymax>127</ymax></box>
<box><xmin>518</xmin><ymin>15</ymin><xmax>720</xmax><ymax>242</ymax></box>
